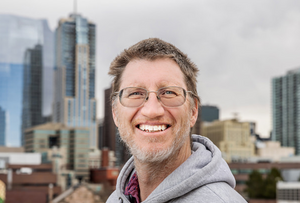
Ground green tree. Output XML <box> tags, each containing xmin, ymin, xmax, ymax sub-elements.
<box><xmin>245</xmin><ymin>170</ymin><xmax>264</xmax><ymax>198</ymax></box>
<box><xmin>0</xmin><ymin>197</ymin><xmax>4</xmax><ymax>203</ymax></box>
<box><xmin>262</xmin><ymin>168</ymin><xmax>282</xmax><ymax>199</ymax></box>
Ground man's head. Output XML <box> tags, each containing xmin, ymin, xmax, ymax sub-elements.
<box><xmin>109</xmin><ymin>38</ymin><xmax>200</xmax><ymax>163</ymax></box>
<box><xmin>109</xmin><ymin>38</ymin><xmax>200</xmax><ymax>105</ymax></box>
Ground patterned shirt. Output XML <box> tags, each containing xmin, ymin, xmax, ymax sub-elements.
<box><xmin>124</xmin><ymin>172</ymin><xmax>140</xmax><ymax>203</ymax></box>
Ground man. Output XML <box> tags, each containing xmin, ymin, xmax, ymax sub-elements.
<box><xmin>107</xmin><ymin>38</ymin><xmax>246</xmax><ymax>203</ymax></box>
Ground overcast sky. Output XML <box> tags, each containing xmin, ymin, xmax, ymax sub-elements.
<box><xmin>2</xmin><ymin>0</ymin><xmax>300</xmax><ymax>137</ymax></box>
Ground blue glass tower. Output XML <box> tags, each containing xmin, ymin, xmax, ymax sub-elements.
<box><xmin>53</xmin><ymin>14</ymin><xmax>97</xmax><ymax>147</ymax></box>
<box><xmin>0</xmin><ymin>107</ymin><xmax>6</xmax><ymax>146</ymax></box>
<box><xmin>0</xmin><ymin>14</ymin><xmax>54</xmax><ymax>146</ymax></box>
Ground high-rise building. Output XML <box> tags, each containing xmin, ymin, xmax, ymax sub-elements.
<box><xmin>53</xmin><ymin>13</ymin><xmax>97</xmax><ymax>147</ymax></box>
<box><xmin>0</xmin><ymin>14</ymin><xmax>54</xmax><ymax>146</ymax></box>
<box><xmin>272</xmin><ymin>67</ymin><xmax>300</xmax><ymax>154</ymax></box>
<box><xmin>0</xmin><ymin>107</ymin><xmax>6</xmax><ymax>146</ymax></box>
<box><xmin>201</xmin><ymin>105</ymin><xmax>219</xmax><ymax>122</ymax></box>
<box><xmin>192</xmin><ymin>105</ymin><xmax>219</xmax><ymax>135</ymax></box>
<box><xmin>101</xmin><ymin>87</ymin><xmax>129</xmax><ymax>166</ymax></box>
<box><xmin>21</xmin><ymin>44</ymin><xmax>44</xmax><ymax>145</ymax></box>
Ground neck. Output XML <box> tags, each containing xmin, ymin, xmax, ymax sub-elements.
<box><xmin>134</xmin><ymin>141</ymin><xmax>191</xmax><ymax>201</ymax></box>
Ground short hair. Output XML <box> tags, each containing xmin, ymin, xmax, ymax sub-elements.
<box><xmin>109</xmin><ymin>38</ymin><xmax>200</xmax><ymax>105</ymax></box>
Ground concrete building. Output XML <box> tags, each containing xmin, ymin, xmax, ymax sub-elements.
<box><xmin>277</xmin><ymin>181</ymin><xmax>300</xmax><ymax>203</ymax></box>
<box><xmin>256</xmin><ymin>141</ymin><xmax>295</xmax><ymax>162</ymax></box>
<box><xmin>202</xmin><ymin>119</ymin><xmax>255</xmax><ymax>162</ymax></box>
<box><xmin>272</xmin><ymin>67</ymin><xmax>300</xmax><ymax>154</ymax></box>
<box><xmin>0</xmin><ymin>163</ymin><xmax>61</xmax><ymax>203</ymax></box>
<box><xmin>0</xmin><ymin>14</ymin><xmax>54</xmax><ymax>147</ymax></box>
<box><xmin>24</xmin><ymin>123</ymin><xmax>90</xmax><ymax>178</ymax></box>
<box><xmin>53</xmin><ymin>13</ymin><xmax>97</xmax><ymax>148</ymax></box>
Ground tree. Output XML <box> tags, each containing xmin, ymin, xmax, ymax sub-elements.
<box><xmin>262</xmin><ymin>168</ymin><xmax>282</xmax><ymax>199</ymax></box>
<box><xmin>245</xmin><ymin>168</ymin><xmax>282</xmax><ymax>199</ymax></box>
<box><xmin>245</xmin><ymin>170</ymin><xmax>264</xmax><ymax>198</ymax></box>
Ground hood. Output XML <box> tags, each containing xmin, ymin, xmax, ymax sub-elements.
<box><xmin>114</xmin><ymin>134</ymin><xmax>236</xmax><ymax>203</ymax></box>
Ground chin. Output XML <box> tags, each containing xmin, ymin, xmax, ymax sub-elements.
<box><xmin>131</xmin><ymin>143</ymin><xmax>176</xmax><ymax>163</ymax></box>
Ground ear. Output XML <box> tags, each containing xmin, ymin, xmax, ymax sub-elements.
<box><xmin>112</xmin><ymin>106</ymin><xmax>119</xmax><ymax>127</ymax></box>
<box><xmin>190</xmin><ymin>98</ymin><xmax>199</xmax><ymax>128</ymax></box>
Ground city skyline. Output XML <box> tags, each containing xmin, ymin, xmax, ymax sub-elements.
<box><xmin>2</xmin><ymin>0</ymin><xmax>300</xmax><ymax>145</ymax></box>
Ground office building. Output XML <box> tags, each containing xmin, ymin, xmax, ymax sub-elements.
<box><xmin>272</xmin><ymin>67</ymin><xmax>300</xmax><ymax>154</ymax></box>
<box><xmin>201</xmin><ymin>105</ymin><xmax>219</xmax><ymax>122</ymax></box>
<box><xmin>101</xmin><ymin>87</ymin><xmax>129</xmax><ymax>166</ymax></box>
<box><xmin>0</xmin><ymin>107</ymin><xmax>6</xmax><ymax>146</ymax></box>
<box><xmin>24</xmin><ymin>123</ymin><xmax>90</xmax><ymax>178</ymax></box>
<box><xmin>0</xmin><ymin>14</ymin><xmax>54</xmax><ymax>146</ymax></box>
<box><xmin>53</xmin><ymin>14</ymin><xmax>97</xmax><ymax>147</ymax></box>
<box><xmin>21</xmin><ymin>44</ymin><xmax>44</xmax><ymax>145</ymax></box>
<box><xmin>277</xmin><ymin>181</ymin><xmax>300</xmax><ymax>203</ymax></box>
<box><xmin>202</xmin><ymin>119</ymin><xmax>255</xmax><ymax>162</ymax></box>
<box><xmin>192</xmin><ymin>105</ymin><xmax>219</xmax><ymax>135</ymax></box>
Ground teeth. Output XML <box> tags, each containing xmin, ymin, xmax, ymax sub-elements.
<box><xmin>139</xmin><ymin>124</ymin><xmax>167</xmax><ymax>132</ymax></box>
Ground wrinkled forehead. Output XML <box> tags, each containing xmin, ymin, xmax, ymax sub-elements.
<box><xmin>119</xmin><ymin>58</ymin><xmax>187</xmax><ymax>90</ymax></box>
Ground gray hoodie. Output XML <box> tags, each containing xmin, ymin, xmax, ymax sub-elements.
<box><xmin>107</xmin><ymin>135</ymin><xmax>247</xmax><ymax>203</ymax></box>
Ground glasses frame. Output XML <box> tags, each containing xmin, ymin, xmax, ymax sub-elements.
<box><xmin>114</xmin><ymin>86</ymin><xmax>195</xmax><ymax>108</ymax></box>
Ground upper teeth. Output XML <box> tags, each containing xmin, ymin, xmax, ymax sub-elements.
<box><xmin>139</xmin><ymin>124</ymin><xmax>167</xmax><ymax>132</ymax></box>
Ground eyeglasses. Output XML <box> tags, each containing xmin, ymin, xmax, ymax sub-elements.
<box><xmin>115</xmin><ymin>86</ymin><xmax>194</xmax><ymax>108</ymax></box>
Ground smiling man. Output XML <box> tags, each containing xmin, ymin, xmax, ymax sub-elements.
<box><xmin>106</xmin><ymin>38</ymin><xmax>246</xmax><ymax>203</ymax></box>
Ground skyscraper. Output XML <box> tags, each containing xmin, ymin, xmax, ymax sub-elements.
<box><xmin>272</xmin><ymin>67</ymin><xmax>300</xmax><ymax>154</ymax></box>
<box><xmin>0</xmin><ymin>107</ymin><xmax>6</xmax><ymax>146</ymax></box>
<box><xmin>0</xmin><ymin>14</ymin><xmax>54</xmax><ymax>146</ymax></box>
<box><xmin>53</xmin><ymin>14</ymin><xmax>97</xmax><ymax>147</ymax></box>
<box><xmin>21</xmin><ymin>44</ymin><xmax>44</xmax><ymax>144</ymax></box>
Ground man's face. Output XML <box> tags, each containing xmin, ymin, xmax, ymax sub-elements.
<box><xmin>112</xmin><ymin>58</ymin><xmax>198</xmax><ymax>163</ymax></box>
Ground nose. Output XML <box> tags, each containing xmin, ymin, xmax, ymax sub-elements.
<box><xmin>140</xmin><ymin>92</ymin><xmax>164</xmax><ymax>118</ymax></box>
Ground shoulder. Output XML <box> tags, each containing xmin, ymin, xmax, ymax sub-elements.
<box><xmin>106</xmin><ymin>191</ymin><xmax>118</xmax><ymax>203</ymax></box>
<box><xmin>171</xmin><ymin>182</ymin><xmax>247</xmax><ymax>203</ymax></box>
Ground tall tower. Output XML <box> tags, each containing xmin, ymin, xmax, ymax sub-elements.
<box><xmin>0</xmin><ymin>14</ymin><xmax>54</xmax><ymax>146</ymax></box>
<box><xmin>272</xmin><ymin>67</ymin><xmax>300</xmax><ymax>154</ymax></box>
<box><xmin>21</xmin><ymin>44</ymin><xmax>44</xmax><ymax>145</ymax></box>
<box><xmin>53</xmin><ymin>14</ymin><xmax>97</xmax><ymax>147</ymax></box>
<box><xmin>0</xmin><ymin>107</ymin><xmax>6</xmax><ymax>146</ymax></box>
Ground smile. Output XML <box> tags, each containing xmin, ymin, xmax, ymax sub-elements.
<box><xmin>138</xmin><ymin>124</ymin><xmax>170</xmax><ymax>132</ymax></box>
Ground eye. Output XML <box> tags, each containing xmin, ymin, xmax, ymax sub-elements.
<box><xmin>160</xmin><ymin>88</ymin><xmax>178</xmax><ymax>97</ymax></box>
<box><xmin>126</xmin><ymin>89</ymin><xmax>146</xmax><ymax>98</ymax></box>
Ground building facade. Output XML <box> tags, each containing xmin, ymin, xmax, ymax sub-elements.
<box><xmin>24</xmin><ymin>123</ymin><xmax>90</xmax><ymax>178</ymax></box>
<box><xmin>21</xmin><ymin>44</ymin><xmax>45</xmax><ymax>145</ymax></box>
<box><xmin>272</xmin><ymin>67</ymin><xmax>300</xmax><ymax>154</ymax></box>
<box><xmin>0</xmin><ymin>107</ymin><xmax>6</xmax><ymax>146</ymax></box>
<box><xmin>53</xmin><ymin>14</ymin><xmax>97</xmax><ymax>148</ymax></box>
<box><xmin>202</xmin><ymin>119</ymin><xmax>255</xmax><ymax>162</ymax></box>
<box><xmin>0</xmin><ymin>14</ymin><xmax>54</xmax><ymax>146</ymax></box>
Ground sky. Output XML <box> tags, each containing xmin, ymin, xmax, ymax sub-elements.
<box><xmin>2</xmin><ymin>0</ymin><xmax>300</xmax><ymax>138</ymax></box>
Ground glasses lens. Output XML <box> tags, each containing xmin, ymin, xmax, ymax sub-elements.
<box><xmin>120</xmin><ymin>87</ymin><xmax>147</xmax><ymax>107</ymax></box>
<box><xmin>158</xmin><ymin>86</ymin><xmax>186</xmax><ymax>107</ymax></box>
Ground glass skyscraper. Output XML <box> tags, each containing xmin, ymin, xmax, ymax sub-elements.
<box><xmin>21</xmin><ymin>44</ymin><xmax>44</xmax><ymax>144</ymax></box>
<box><xmin>0</xmin><ymin>14</ymin><xmax>54</xmax><ymax>146</ymax></box>
<box><xmin>272</xmin><ymin>67</ymin><xmax>300</xmax><ymax>154</ymax></box>
<box><xmin>53</xmin><ymin>14</ymin><xmax>97</xmax><ymax>147</ymax></box>
<box><xmin>0</xmin><ymin>107</ymin><xmax>6</xmax><ymax>145</ymax></box>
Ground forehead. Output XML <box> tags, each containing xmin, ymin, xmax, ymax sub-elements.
<box><xmin>120</xmin><ymin>58</ymin><xmax>186</xmax><ymax>89</ymax></box>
